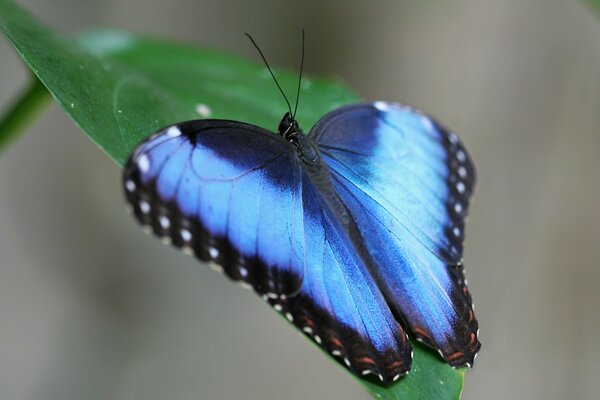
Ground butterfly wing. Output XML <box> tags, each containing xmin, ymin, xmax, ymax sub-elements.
<box><xmin>123</xmin><ymin>120</ymin><xmax>305</xmax><ymax>296</ymax></box>
<box><xmin>312</xmin><ymin>102</ymin><xmax>480</xmax><ymax>367</ymax></box>
<box><xmin>123</xmin><ymin>119</ymin><xmax>412</xmax><ymax>383</ymax></box>
<box><xmin>268</xmin><ymin>171</ymin><xmax>412</xmax><ymax>383</ymax></box>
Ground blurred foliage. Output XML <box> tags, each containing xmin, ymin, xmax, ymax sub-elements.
<box><xmin>0</xmin><ymin>77</ymin><xmax>48</xmax><ymax>150</ymax></box>
<box><xmin>0</xmin><ymin>0</ymin><xmax>466</xmax><ymax>398</ymax></box>
<box><xmin>586</xmin><ymin>0</ymin><xmax>600</xmax><ymax>12</ymax></box>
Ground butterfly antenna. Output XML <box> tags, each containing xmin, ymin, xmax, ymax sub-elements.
<box><xmin>292</xmin><ymin>29</ymin><xmax>305</xmax><ymax>119</ymax></box>
<box><xmin>244</xmin><ymin>33</ymin><xmax>293</xmax><ymax>117</ymax></box>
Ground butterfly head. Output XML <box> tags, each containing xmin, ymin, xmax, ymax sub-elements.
<box><xmin>278</xmin><ymin>112</ymin><xmax>301</xmax><ymax>140</ymax></box>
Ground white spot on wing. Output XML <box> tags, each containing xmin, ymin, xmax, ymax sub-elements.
<box><xmin>458</xmin><ymin>166</ymin><xmax>467</xmax><ymax>178</ymax></box>
<box><xmin>159</xmin><ymin>215</ymin><xmax>170</xmax><ymax>229</ymax></box>
<box><xmin>125</xmin><ymin>180</ymin><xmax>136</xmax><ymax>192</ymax></box>
<box><xmin>137</xmin><ymin>155</ymin><xmax>150</xmax><ymax>173</ymax></box>
<box><xmin>448</xmin><ymin>132</ymin><xmax>459</xmax><ymax>144</ymax></box>
<box><xmin>166</xmin><ymin>126</ymin><xmax>181</xmax><ymax>138</ymax></box>
<box><xmin>195</xmin><ymin>103</ymin><xmax>212</xmax><ymax>117</ymax></box>
<box><xmin>373</xmin><ymin>101</ymin><xmax>391</xmax><ymax>112</ymax></box>
<box><xmin>139</xmin><ymin>200</ymin><xmax>150</xmax><ymax>214</ymax></box>
<box><xmin>454</xmin><ymin>203</ymin><xmax>463</xmax><ymax>214</ymax></box>
<box><xmin>208</xmin><ymin>246</ymin><xmax>219</xmax><ymax>258</ymax></box>
<box><xmin>180</xmin><ymin>228</ymin><xmax>192</xmax><ymax>242</ymax></box>
<box><xmin>456</xmin><ymin>150</ymin><xmax>466</xmax><ymax>162</ymax></box>
<box><xmin>420</xmin><ymin>115</ymin><xmax>434</xmax><ymax>132</ymax></box>
<box><xmin>456</xmin><ymin>181</ymin><xmax>466</xmax><ymax>194</ymax></box>
<box><xmin>239</xmin><ymin>266</ymin><xmax>248</xmax><ymax>278</ymax></box>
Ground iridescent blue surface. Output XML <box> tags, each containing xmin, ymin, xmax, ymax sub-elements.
<box><xmin>123</xmin><ymin>102</ymin><xmax>479</xmax><ymax>384</ymax></box>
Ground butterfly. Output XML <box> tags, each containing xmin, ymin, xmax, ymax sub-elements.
<box><xmin>122</xmin><ymin>35</ymin><xmax>480</xmax><ymax>384</ymax></box>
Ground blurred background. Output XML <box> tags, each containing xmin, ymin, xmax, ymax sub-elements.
<box><xmin>1</xmin><ymin>0</ymin><xmax>600</xmax><ymax>399</ymax></box>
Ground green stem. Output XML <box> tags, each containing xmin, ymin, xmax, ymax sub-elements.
<box><xmin>0</xmin><ymin>77</ymin><xmax>50</xmax><ymax>151</ymax></box>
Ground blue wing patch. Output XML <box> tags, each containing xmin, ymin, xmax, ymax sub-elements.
<box><xmin>268</xmin><ymin>171</ymin><xmax>411</xmax><ymax>382</ymax></box>
<box><xmin>124</xmin><ymin>120</ymin><xmax>305</xmax><ymax>296</ymax></box>
<box><xmin>312</xmin><ymin>102</ymin><xmax>479</xmax><ymax>367</ymax></box>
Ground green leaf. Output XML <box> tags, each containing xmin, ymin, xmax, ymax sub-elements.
<box><xmin>0</xmin><ymin>0</ymin><xmax>466</xmax><ymax>398</ymax></box>
<box><xmin>0</xmin><ymin>76</ymin><xmax>50</xmax><ymax>151</ymax></box>
<box><xmin>362</xmin><ymin>343</ymin><xmax>465</xmax><ymax>399</ymax></box>
<box><xmin>584</xmin><ymin>0</ymin><xmax>600</xmax><ymax>13</ymax></box>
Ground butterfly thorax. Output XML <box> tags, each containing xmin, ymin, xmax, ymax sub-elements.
<box><xmin>277</xmin><ymin>113</ymin><xmax>350</xmax><ymax>226</ymax></box>
<box><xmin>278</xmin><ymin>112</ymin><xmax>320</xmax><ymax>166</ymax></box>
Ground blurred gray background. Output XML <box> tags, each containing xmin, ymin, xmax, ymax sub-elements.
<box><xmin>1</xmin><ymin>0</ymin><xmax>600</xmax><ymax>399</ymax></box>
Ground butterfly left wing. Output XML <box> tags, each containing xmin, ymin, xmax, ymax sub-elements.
<box><xmin>311</xmin><ymin>102</ymin><xmax>480</xmax><ymax>367</ymax></box>
<box><xmin>123</xmin><ymin>120</ymin><xmax>305</xmax><ymax>296</ymax></box>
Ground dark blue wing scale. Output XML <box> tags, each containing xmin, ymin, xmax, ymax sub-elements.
<box><xmin>268</xmin><ymin>171</ymin><xmax>412</xmax><ymax>383</ymax></box>
<box><xmin>123</xmin><ymin>120</ymin><xmax>305</xmax><ymax>296</ymax></box>
<box><xmin>312</xmin><ymin>102</ymin><xmax>480</xmax><ymax>367</ymax></box>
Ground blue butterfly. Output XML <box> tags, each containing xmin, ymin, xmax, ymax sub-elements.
<box><xmin>123</xmin><ymin>99</ymin><xmax>480</xmax><ymax>383</ymax></box>
<box><xmin>123</xmin><ymin>33</ymin><xmax>479</xmax><ymax>384</ymax></box>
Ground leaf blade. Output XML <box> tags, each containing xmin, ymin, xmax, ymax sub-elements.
<box><xmin>0</xmin><ymin>1</ymin><xmax>466</xmax><ymax>398</ymax></box>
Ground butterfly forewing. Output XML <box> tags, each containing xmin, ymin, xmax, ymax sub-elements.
<box><xmin>123</xmin><ymin>120</ymin><xmax>305</xmax><ymax>297</ymax></box>
<box><xmin>311</xmin><ymin>102</ymin><xmax>480</xmax><ymax>367</ymax></box>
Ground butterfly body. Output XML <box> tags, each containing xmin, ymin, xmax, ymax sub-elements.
<box><xmin>123</xmin><ymin>102</ymin><xmax>480</xmax><ymax>384</ymax></box>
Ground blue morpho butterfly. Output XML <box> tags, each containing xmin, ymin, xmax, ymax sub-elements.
<box><xmin>122</xmin><ymin>33</ymin><xmax>480</xmax><ymax>384</ymax></box>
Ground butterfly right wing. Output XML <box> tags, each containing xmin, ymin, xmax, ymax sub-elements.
<box><xmin>268</xmin><ymin>170</ymin><xmax>412</xmax><ymax>383</ymax></box>
<box><xmin>123</xmin><ymin>120</ymin><xmax>305</xmax><ymax>296</ymax></box>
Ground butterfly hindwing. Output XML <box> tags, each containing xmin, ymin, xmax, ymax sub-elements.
<box><xmin>312</xmin><ymin>102</ymin><xmax>480</xmax><ymax>367</ymax></box>
<box><xmin>123</xmin><ymin>120</ymin><xmax>305</xmax><ymax>296</ymax></box>
<box><xmin>268</xmin><ymin>171</ymin><xmax>412</xmax><ymax>383</ymax></box>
